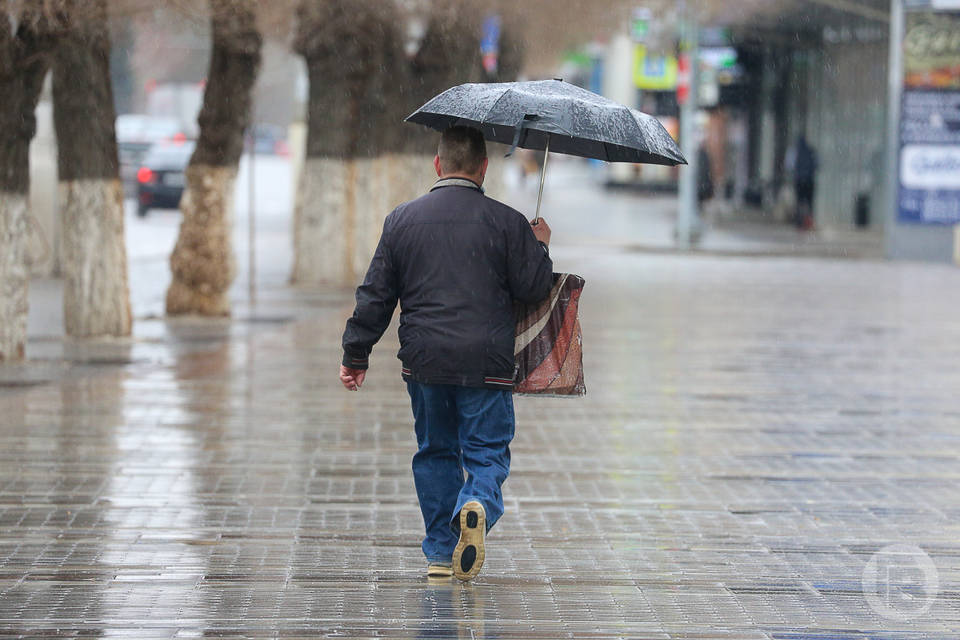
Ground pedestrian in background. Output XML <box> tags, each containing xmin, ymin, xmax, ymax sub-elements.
<box><xmin>339</xmin><ymin>126</ymin><xmax>554</xmax><ymax>581</ymax></box>
<box><xmin>788</xmin><ymin>134</ymin><xmax>818</xmax><ymax>230</ymax></box>
<box><xmin>697</xmin><ymin>144</ymin><xmax>714</xmax><ymax>207</ymax></box>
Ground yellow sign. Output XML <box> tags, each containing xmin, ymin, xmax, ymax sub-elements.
<box><xmin>904</xmin><ymin>12</ymin><xmax>960</xmax><ymax>89</ymax></box>
<box><xmin>633</xmin><ymin>45</ymin><xmax>678</xmax><ymax>90</ymax></box>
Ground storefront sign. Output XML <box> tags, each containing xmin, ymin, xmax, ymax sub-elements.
<box><xmin>897</xmin><ymin>10</ymin><xmax>960</xmax><ymax>224</ymax></box>
<box><xmin>634</xmin><ymin>45</ymin><xmax>678</xmax><ymax>91</ymax></box>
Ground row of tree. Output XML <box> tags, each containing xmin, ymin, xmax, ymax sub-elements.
<box><xmin>2</xmin><ymin>0</ymin><xmax>132</xmax><ymax>362</ymax></box>
<box><xmin>0</xmin><ymin>0</ymin><xmax>522</xmax><ymax>363</ymax></box>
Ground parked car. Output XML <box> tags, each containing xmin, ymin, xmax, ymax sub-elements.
<box><xmin>136</xmin><ymin>140</ymin><xmax>195</xmax><ymax>217</ymax></box>
<box><xmin>116</xmin><ymin>114</ymin><xmax>184</xmax><ymax>188</ymax></box>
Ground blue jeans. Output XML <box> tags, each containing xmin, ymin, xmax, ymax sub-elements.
<box><xmin>406</xmin><ymin>381</ymin><xmax>515</xmax><ymax>563</ymax></box>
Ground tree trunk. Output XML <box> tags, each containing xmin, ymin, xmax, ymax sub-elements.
<box><xmin>291</xmin><ymin>0</ymin><xmax>403</xmax><ymax>287</ymax></box>
<box><xmin>52</xmin><ymin>0</ymin><xmax>131</xmax><ymax>338</ymax></box>
<box><xmin>401</xmin><ymin>3</ymin><xmax>482</xmax><ymax>154</ymax></box>
<box><xmin>166</xmin><ymin>0</ymin><xmax>261</xmax><ymax>316</ymax></box>
<box><xmin>371</xmin><ymin>2</ymin><xmax>481</xmax><ymax>211</ymax></box>
<box><xmin>291</xmin><ymin>0</ymin><xmax>487</xmax><ymax>286</ymax></box>
<box><xmin>374</xmin><ymin>2</ymin><xmax>485</xmax><ymax>240</ymax></box>
<box><xmin>0</xmin><ymin>7</ymin><xmax>55</xmax><ymax>360</ymax></box>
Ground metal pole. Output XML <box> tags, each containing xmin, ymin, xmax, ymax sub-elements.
<box><xmin>883</xmin><ymin>0</ymin><xmax>904</xmax><ymax>260</ymax></box>
<box><xmin>248</xmin><ymin>128</ymin><xmax>256</xmax><ymax>306</ymax></box>
<box><xmin>534</xmin><ymin>134</ymin><xmax>551</xmax><ymax>224</ymax></box>
<box><xmin>676</xmin><ymin>5</ymin><xmax>700</xmax><ymax>249</ymax></box>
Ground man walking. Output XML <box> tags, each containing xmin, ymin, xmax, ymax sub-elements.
<box><xmin>788</xmin><ymin>134</ymin><xmax>818</xmax><ymax>230</ymax></box>
<box><xmin>339</xmin><ymin>126</ymin><xmax>553</xmax><ymax>581</ymax></box>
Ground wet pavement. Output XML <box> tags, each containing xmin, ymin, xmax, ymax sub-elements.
<box><xmin>4</xmin><ymin>243</ymin><xmax>960</xmax><ymax>638</ymax></box>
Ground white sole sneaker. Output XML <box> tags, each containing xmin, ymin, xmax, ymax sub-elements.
<box><xmin>452</xmin><ymin>501</ymin><xmax>486</xmax><ymax>581</ymax></box>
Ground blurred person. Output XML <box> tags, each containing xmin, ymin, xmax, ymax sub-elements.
<box><xmin>787</xmin><ymin>135</ymin><xmax>818</xmax><ymax>230</ymax></box>
<box><xmin>519</xmin><ymin>148</ymin><xmax>544</xmax><ymax>190</ymax></box>
<box><xmin>521</xmin><ymin>148</ymin><xmax>538</xmax><ymax>179</ymax></box>
<box><xmin>339</xmin><ymin>126</ymin><xmax>553</xmax><ymax>581</ymax></box>
<box><xmin>697</xmin><ymin>144</ymin><xmax>714</xmax><ymax>206</ymax></box>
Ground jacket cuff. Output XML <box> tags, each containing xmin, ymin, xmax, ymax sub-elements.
<box><xmin>342</xmin><ymin>353</ymin><xmax>369</xmax><ymax>370</ymax></box>
<box><xmin>539</xmin><ymin>241</ymin><xmax>550</xmax><ymax>257</ymax></box>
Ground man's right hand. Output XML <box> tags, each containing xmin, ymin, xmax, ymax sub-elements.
<box><xmin>531</xmin><ymin>218</ymin><xmax>551</xmax><ymax>246</ymax></box>
<box><xmin>340</xmin><ymin>365</ymin><xmax>366</xmax><ymax>391</ymax></box>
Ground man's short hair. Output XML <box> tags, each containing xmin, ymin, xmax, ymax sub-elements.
<box><xmin>438</xmin><ymin>126</ymin><xmax>487</xmax><ymax>175</ymax></box>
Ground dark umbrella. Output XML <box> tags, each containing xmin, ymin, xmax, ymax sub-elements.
<box><xmin>405</xmin><ymin>78</ymin><xmax>686</xmax><ymax>221</ymax></box>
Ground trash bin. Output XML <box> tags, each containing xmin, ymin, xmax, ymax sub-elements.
<box><xmin>855</xmin><ymin>193</ymin><xmax>870</xmax><ymax>228</ymax></box>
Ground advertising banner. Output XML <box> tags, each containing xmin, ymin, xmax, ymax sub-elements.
<box><xmin>897</xmin><ymin>9</ymin><xmax>960</xmax><ymax>224</ymax></box>
<box><xmin>633</xmin><ymin>45</ymin><xmax>678</xmax><ymax>91</ymax></box>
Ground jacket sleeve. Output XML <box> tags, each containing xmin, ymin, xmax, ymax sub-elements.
<box><xmin>506</xmin><ymin>214</ymin><xmax>554</xmax><ymax>304</ymax></box>
<box><xmin>341</xmin><ymin>221</ymin><xmax>399</xmax><ymax>370</ymax></box>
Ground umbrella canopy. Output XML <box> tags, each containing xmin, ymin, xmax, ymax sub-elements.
<box><xmin>405</xmin><ymin>79</ymin><xmax>686</xmax><ymax>166</ymax></box>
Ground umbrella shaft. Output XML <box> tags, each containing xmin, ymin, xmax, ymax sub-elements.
<box><xmin>534</xmin><ymin>135</ymin><xmax>551</xmax><ymax>224</ymax></box>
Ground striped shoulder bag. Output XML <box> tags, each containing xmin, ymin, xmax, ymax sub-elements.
<box><xmin>513</xmin><ymin>273</ymin><xmax>586</xmax><ymax>396</ymax></box>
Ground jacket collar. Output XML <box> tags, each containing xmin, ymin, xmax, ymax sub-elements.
<box><xmin>430</xmin><ymin>177</ymin><xmax>484</xmax><ymax>194</ymax></box>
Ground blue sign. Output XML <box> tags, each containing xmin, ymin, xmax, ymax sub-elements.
<box><xmin>481</xmin><ymin>15</ymin><xmax>501</xmax><ymax>76</ymax></box>
<box><xmin>897</xmin><ymin>90</ymin><xmax>960</xmax><ymax>224</ymax></box>
<box><xmin>897</xmin><ymin>10</ymin><xmax>960</xmax><ymax>224</ymax></box>
<box><xmin>481</xmin><ymin>15</ymin><xmax>501</xmax><ymax>56</ymax></box>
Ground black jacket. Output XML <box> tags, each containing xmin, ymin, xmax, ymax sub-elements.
<box><xmin>341</xmin><ymin>178</ymin><xmax>554</xmax><ymax>389</ymax></box>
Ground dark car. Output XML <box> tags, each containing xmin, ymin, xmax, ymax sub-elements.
<box><xmin>136</xmin><ymin>140</ymin><xmax>195</xmax><ymax>217</ymax></box>
<box><xmin>116</xmin><ymin>115</ymin><xmax>183</xmax><ymax>189</ymax></box>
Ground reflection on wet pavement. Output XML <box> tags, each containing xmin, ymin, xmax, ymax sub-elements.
<box><xmin>1</xmin><ymin>249</ymin><xmax>959</xmax><ymax>638</ymax></box>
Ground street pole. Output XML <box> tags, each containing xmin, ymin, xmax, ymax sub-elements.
<box><xmin>883</xmin><ymin>0</ymin><xmax>904</xmax><ymax>260</ymax></box>
<box><xmin>676</xmin><ymin>3</ymin><xmax>700</xmax><ymax>249</ymax></box>
<box><xmin>248</xmin><ymin>126</ymin><xmax>256</xmax><ymax>307</ymax></box>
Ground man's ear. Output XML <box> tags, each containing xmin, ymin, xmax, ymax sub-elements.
<box><xmin>434</xmin><ymin>155</ymin><xmax>443</xmax><ymax>177</ymax></box>
<box><xmin>476</xmin><ymin>157</ymin><xmax>489</xmax><ymax>184</ymax></box>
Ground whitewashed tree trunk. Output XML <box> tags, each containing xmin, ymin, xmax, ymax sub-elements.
<box><xmin>291</xmin><ymin>157</ymin><xmax>349</xmax><ymax>286</ymax></box>
<box><xmin>60</xmin><ymin>179</ymin><xmax>131</xmax><ymax>336</ymax></box>
<box><xmin>1</xmin><ymin>4</ymin><xmax>55</xmax><ymax>359</ymax></box>
<box><xmin>166</xmin><ymin>165</ymin><xmax>237</xmax><ymax>315</ymax></box>
<box><xmin>289</xmin><ymin>146</ymin><xmax>510</xmax><ymax>287</ymax></box>
<box><xmin>166</xmin><ymin>0</ymin><xmax>260</xmax><ymax>316</ymax></box>
<box><xmin>0</xmin><ymin>196</ymin><xmax>30</xmax><ymax>360</ymax></box>
<box><xmin>484</xmin><ymin>147</ymin><xmax>508</xmax><ymax>200</ymax></box>
<box><xmin>52</xmin><ymin>0</ymin><xmax>132</xmax><ymax>338</ymax></box>
<box><xmin>292</xmin><ymin>0</ymin><xmax>404</xmax><ymax>287</ymax></box>
<box><xmin>291</xmin><ymin>154</ymin><xmax>435</xmax><ymax>287</ymax></box>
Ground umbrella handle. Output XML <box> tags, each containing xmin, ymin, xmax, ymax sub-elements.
<box><xmin>534</xmin><ymin>134</ymin><xmax>550</xmax><ymax>224</ymax></box>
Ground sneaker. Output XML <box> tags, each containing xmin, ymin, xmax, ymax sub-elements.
<box><xmin>426</xmin><ymin>562</ymin><xmax>453</xmax><ymax>578</ymax></box>
<box><xmin>452</xmin><ymin>501</ymin><xmax>486</xmax><ymax>581</ymax></box>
